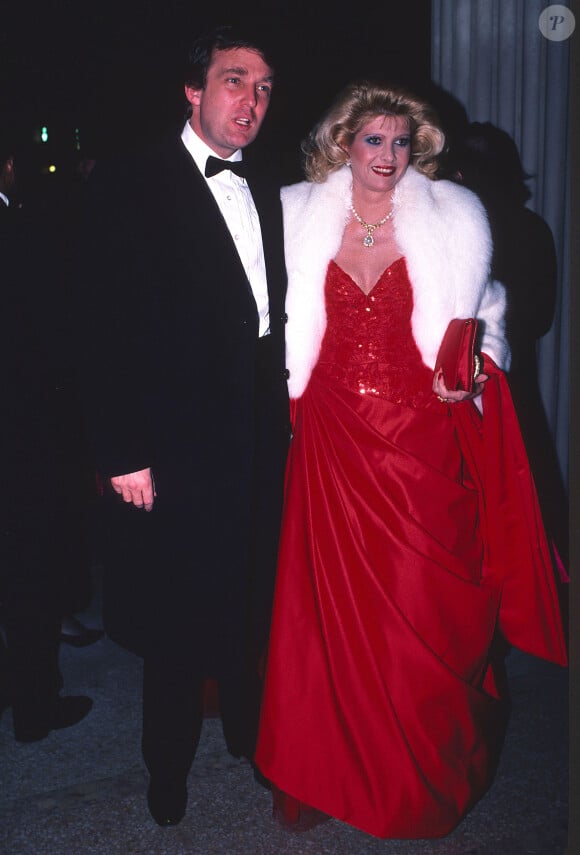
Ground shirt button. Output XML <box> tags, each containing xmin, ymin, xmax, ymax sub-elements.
<box><xmin>234</xmin><ymin>234</ymin><xmax>240</xmax><ymax>241</ymax></box>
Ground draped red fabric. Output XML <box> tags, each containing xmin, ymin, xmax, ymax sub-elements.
<box><xmin>255</xmin><ymin>262</ymin><xmax>566</xmax><ymax>839</ymax></box>
<box><xmin>452</xmin><ymin>358</ymin><xmax>567</xmax><ymax>666</ymax></box>
<box><xmin>257</xmin><ymin>376</ymin><xmax>508</xmax><ymax>838</ymax></box>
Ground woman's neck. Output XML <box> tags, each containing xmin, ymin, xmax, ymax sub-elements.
<box><xmin>351</xmin><ymin>188</ymin><xmax>395</xmax><ymax>220</ymax></box>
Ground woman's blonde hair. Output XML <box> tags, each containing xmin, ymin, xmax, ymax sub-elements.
<box><xmin>302</xmin><ymin>80</ymin><xmax>445</xmax><ymax>182</ymax></box>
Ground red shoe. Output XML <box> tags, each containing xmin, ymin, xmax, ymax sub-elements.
<box><xmin>271</xmin><ymin>784</ymin><xmax>330</xmax><ymax>832</ymax></box>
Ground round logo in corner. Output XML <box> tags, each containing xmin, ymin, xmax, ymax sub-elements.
<box><xmin>539</xmin><ymin>5</ymin><xmax>576</xmax><ymax>41</ymax></box>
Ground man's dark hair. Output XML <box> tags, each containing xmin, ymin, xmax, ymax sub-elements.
<box><xmin>184</xmin><ymin>24</ymin><xmax>276</xmax><ymax>90</ymax></box>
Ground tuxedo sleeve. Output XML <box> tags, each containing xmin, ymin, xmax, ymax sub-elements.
<box><xmin>76</xmin><ymin>158</ymin><xmax>156</xmax><ymax>478</ymax></box>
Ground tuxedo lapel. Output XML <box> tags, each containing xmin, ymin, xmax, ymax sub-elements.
<box><xmin>145</xmin><ymin>134</ymin><xmax>285</xmax><ymax>340</ymax></box>
<box><xmin>245</xmin><ymin>165</ymin><xmax>286</xmax><ymax>330</ymax></box>
<box><xmin>166</xmin><ymin>138</ymin><xmax>259</xmax><ymax>309</ymax></box>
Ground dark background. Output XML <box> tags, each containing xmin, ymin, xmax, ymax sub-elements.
<box><xmin>1</xmin><ymin>0</ymin><xmax>433</xmax><ymax>185</ymax></box>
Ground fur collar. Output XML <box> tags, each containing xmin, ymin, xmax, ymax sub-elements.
<box><xmin>282</xmin><ymin>165</ymin><xmax>508</xmax><ymax>398</ymax></box>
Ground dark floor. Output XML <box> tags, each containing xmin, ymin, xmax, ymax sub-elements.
<box><xmin>0</xmin><ymin>568</ymin><xmax>569</xmax><ymax>855</ymax></box>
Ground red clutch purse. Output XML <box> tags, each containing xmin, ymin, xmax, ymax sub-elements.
<box><xmin>434</xmin><ymin>318</ymin><xmax>480</xmax><ymax>392</ymax></box>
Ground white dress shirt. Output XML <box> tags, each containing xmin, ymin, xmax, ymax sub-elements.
<box><xmin>180</xmin><ymin>122</ymin><xmax>270</xmax><ymax>337</ymax></box>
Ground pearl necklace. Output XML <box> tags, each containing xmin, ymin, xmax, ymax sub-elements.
<box><xmin>350</xmin><ymin>204</ymin><xmax>394</xmax><ymax>247</ymax></box>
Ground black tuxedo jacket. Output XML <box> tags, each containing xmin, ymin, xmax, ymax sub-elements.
<box><xmin>81</xmin><ymin>132</ymin><xmax>290</xmax><ymax>662</ymax></box>
<box><xmin>1</xmin><ymin>196</ymin><xmax>93</xmax><ymax>615</ymax></box>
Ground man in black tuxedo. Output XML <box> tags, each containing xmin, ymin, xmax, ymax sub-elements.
<box><xmin>81</xmin><ymin>26</ymin><xmax>290</xmax><ymax>826</ymax></box>
<box><xmin>0</xmin><ymin>140</ymin><xmax>93</xmax><ymax>741</ymax></box>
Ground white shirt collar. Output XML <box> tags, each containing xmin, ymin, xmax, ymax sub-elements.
<box><xmin>0</xmin><ymin>192</ymin><xmax>9</xmax><ymax>207</ymax></box>
<box><xmin>180</xmin><ymin>122</ymin><xmax>243</xmax><ymax>177</ymax></box>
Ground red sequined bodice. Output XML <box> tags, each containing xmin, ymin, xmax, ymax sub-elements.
<box><xmin>313</xmin><ymin>258</ymin><xmax>436</xmax><ymax>408</ymax></box>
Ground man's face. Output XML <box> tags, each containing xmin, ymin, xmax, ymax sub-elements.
<box><xmin>185</xmin><ymin>47</ymin><xmax>273</xmax><ymax>158</ymax></box>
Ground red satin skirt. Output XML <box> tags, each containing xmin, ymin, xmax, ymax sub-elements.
<box><xmin>256</xmin><ymin>371</ymin><xmax>511</xmax><ymax>839</ymax></box>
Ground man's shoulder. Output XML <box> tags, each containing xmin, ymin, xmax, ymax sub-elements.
<box><xmin>141</xmin><ymin>127</ymin><xmax>190</xmax><ymax>167</ymax></box>
<box><xmin>86</xmin><ymin>128</ymin><xmax>194</xmax><ymax>207</ymax></box>
<box><xmin>244</xmin><ymin>142</ymin><xmax>288</xmax><ymax>189</ymax></box>
<box><xmin>95</xmin><ymin>126</ymin><xmax>185</xmax><ymax>173</ymax></box>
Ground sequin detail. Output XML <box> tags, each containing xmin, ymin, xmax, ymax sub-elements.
<box><xmin>314</xmin><ymin>258</ymin><xmax>437</xmax><ymax>408</ymax></box>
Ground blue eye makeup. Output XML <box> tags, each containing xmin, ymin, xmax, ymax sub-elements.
<box><xmin>362</xmin><ymin>134</ymin><xmax>411</xmax><ymax>147</ymax></box>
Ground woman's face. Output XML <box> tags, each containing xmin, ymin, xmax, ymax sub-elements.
<box><xmin>347</xmin><ymin>114</ymin><xmax>411</xmax><ymax>195</ymax></box>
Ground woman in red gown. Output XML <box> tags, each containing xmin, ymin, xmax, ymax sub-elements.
<box><xmin>254</xmin><ymin>81</ymin><xmax>567</xmax><ymax>839</ymax></box>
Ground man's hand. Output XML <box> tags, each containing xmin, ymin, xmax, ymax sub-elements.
<box><xmin>110</xmin><ymin>467</ymin><xmax>156</xmax><ymax>511</ymax></box>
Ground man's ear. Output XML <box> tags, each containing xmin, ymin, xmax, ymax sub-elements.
<box><xmin>184</xmin><ymin>85</ymin><xmax>202</xmax><ymax>109</ymax></box>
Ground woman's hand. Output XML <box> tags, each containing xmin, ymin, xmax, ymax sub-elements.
<box><xmin>432</xmin><ymin>368</ymin><xmax>488</xmax><ymax>403</ymax></box>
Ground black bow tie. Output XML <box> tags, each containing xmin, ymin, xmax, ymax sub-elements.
<box><xmin>205</xmin><ymin>156</ymin><xmax>247</xmax><ymax>179</ymax></box>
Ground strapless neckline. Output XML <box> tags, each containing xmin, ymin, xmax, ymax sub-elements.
<box><xmin>329</xmin><ymin>256</ymin><xmax>406</xmax><ymax>296</ymax></box>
